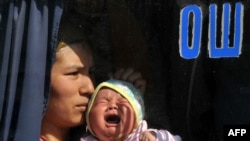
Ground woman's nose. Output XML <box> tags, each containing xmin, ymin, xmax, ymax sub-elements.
<box><xmin>79</xmin><ymin>76</ymin><xmax>94</xmax><ymax>95</ymax></box>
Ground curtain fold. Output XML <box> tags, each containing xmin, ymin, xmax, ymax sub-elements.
<box><xmin>0</xmin><ymin>0</ymin><xmax>64</xmax><ymax>141</ymax></box>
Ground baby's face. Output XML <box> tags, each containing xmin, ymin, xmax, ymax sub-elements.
<box><xmin>89</xmin><ymin>88</ymin><xmax>136</xmax><ymax>140</ymax></box>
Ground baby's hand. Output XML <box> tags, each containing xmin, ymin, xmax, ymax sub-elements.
<box><xmin>139</xmin><ymin>131</ymin><xmax>156</xmax><ymax>141</ymax></box>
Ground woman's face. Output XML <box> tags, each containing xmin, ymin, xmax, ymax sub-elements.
<box><xmin>89</xmin><ymin>88</ymin><xmax>136</xmax><ymax>140</ymax></box>
<box><xmin>45</xmin><ymin>42</ymin><xmax>94</xmax><ymax>128</ymax></box>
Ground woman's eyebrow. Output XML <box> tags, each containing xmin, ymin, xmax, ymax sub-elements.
<box><xmin>65</xmin><ymin>64</ymin><xmax>85</xmax><ymax>70</ymax></box>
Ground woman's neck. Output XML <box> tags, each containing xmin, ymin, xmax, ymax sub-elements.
<box><xmin>40</xmin><ymin>117</ymin><xmax>69</xmax><ymax>141</ymax></box>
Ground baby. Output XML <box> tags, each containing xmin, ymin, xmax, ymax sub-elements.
<box><xmin>81</xmin><ymin>79</ymin><xmax>182</xmax><ymax>141</ymax></box>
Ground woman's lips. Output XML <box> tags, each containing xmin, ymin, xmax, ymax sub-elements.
<box><xmin>75</xmin><ymin>104</ymin><xmax>87</xmax><ymax>112</ymax></box>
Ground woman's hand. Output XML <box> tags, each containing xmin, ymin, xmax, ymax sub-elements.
<box><xmin>109</xmin><ymin>68</ymin><xmax>146</xmax><ymax>94</ymax></box>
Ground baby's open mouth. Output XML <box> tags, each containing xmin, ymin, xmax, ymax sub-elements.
<box><xmin>105</xmin><ymin>115</ymin><xmax>121</xmax><ymax>124</ymax></box>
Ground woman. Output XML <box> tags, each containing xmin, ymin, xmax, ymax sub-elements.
<box><xmin>40</xmin><ymin>39</ymin><xmax>146</xmax><ymax>141</ymax></box>
<box><xmin>40</xmin><ymin>40</ymin><xmax>93</xmax><ymax>141</ymax></box>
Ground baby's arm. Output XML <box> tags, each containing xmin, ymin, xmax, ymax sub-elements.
<box><xmin>140</xmin><ymin>129</ymin><xmax>182</xmax><ymax>141</ymax></box>
<box><xmin>139</xmin><ymin>131</ymin><xmax>156</xmax><ymax>141</ymax></box>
